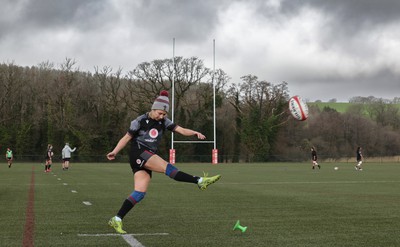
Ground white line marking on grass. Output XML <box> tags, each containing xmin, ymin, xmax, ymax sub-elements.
<box><xmin>82</xmin><ymin>201</ymin><xmax>92</xmax><ymax>206</ymax></box>
<box><xmin>78</xmin><ymin>233</ymin><xmax>169</xmax><ymax>247</ymax></box>
<box><xmin>226</xmin><ymin>180</ymin><xmax>400</xmax><ymax>185</ymax></box>
<box><xmin>71</xmin><ymin>190</ymin><xmax>77</xmax><ymax>193</ymax></box>
<box><xmin>57</xmin><ymin>178</ymin><xmax>61</xmax><ymax>181</ymax></box>
<box><xmin>122</xmin><ymin>235</ymin><xmax>145</xmax><ymax>247</ymax></box>
<box><xmin>78</xmin><ymin>233</ymin><xmax>169</xmax><ymax>236</ymax></box>
<box><xmin>63</xmin><ymin>183</ymin><xmax>68</xmax><ymax>186</ymax></box>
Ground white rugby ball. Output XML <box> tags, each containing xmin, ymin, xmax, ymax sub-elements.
<box><xmin>288</xmin><ymin>95</ymin><xmax>309</xmax><ymax>121</ymax></box>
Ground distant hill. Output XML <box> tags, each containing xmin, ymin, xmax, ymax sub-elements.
<box><xmin>309</xmin><ymin>102</ymin><xmax>400</xmax><ymax>113</ymax></box>
<box><xmin>308</xmin><ymin>102</ymin><xmax>351</xmax><ymax>113</ymax></box>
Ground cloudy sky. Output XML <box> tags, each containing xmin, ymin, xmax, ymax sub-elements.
<box><xmin>1</xmin><ymin>0</ymin><xmax>400</xmax><ymax>102</ymax></box>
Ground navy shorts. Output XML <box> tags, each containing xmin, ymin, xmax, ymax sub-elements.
<box><xmin>129</xmin><ymin>144</ymin><xmax>155</xmax><ymax>177</ymax></box>
<box><xmin>63</xmin><ymin>158</ymin><xmax>71</xmax><ymax>162</ymax></box>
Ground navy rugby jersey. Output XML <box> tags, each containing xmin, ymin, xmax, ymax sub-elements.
<box><xmin>311</xmin><ymin>150</ymin><xmax>317</xmax><ymax>161</ymax></box>
<box><xmin>128</xmin><ymin>113</ymin><xmax>177</xmax><ymax>152</ymax></box>
<box><xmin>357</xmin><ymin>149</ymin><xmax>362</xmax><ymax>161</ymax></box>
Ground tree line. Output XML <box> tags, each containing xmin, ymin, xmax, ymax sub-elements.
<box><xmin>1</xmin><ymin>58</ymin><xmax>399</xmax><ymax>162</ymax></box>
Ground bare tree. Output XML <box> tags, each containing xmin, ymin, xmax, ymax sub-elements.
<box><xmin>227</xmin><ymin>75</ymin><xmax>289</xmax><ymax>161</ymax></box>
<box><xmin>125</xmin><ymin>56</ymin><xmax>210</xmax><ymax>117</ymax></box>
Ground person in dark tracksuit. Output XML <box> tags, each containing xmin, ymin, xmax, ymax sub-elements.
<box><xmin>45</xmin><ymin>144</ymin><xmax>53</xmax><ymax>172</ymax></box>
<box><xmin>311</xmin><ymin>146</ymin><xmax>320</xmax><ymax>169</ymax></box>
<box><xmin>355</xmin><ymin>146</ymin><xmax>363</xmax><ymax>171</ymax></box>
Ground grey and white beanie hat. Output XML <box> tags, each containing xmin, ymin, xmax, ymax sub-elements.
<box><xmin>151</xmin><ymin>90</ymin><xmax>170</xmax><ymax>112</ymax></box>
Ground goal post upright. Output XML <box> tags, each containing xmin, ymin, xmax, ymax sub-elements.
<box><xmin>212</xmin><ymin>39</ymin><xmax>218</xmax><ymax>164</ymax></box>
<box><xmin>170</xmin><ymin>38</ymin><xmax>176</xmax><ymax>164</ymax></box>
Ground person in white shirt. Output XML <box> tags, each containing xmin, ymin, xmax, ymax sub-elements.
<box><xmin>62</xmin><ymin>143</ymin><xmax>76</xmax><ymax>170</ymax></box>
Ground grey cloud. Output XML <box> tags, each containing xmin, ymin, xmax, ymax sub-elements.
<box><xmin>280</xmin><ymin>0</ymin><xmax>400</xmax><ymax>25</ymax></box>
<box><xmin>279</xmin><ymin>0</ymin><xmax>400</xmax><ymax>37</ymax></box>
<box><xmin>292</xmin><ymin>67</ymin><xmax>400</xmax><ymax>102</ymax></box>
<box><xmin>15</xmin><ymin>0</ymin><xmax>111</xmax><ymax>31</ymax></box>
<box><xmin>127</xmin><ymin>0</ymin><xmax>230</xmax><ymax>42</ymax></box>
<box><xmin>0</xmin><ymin>0</ymin><xmax>399</xmax><ymax>102</ymax></box>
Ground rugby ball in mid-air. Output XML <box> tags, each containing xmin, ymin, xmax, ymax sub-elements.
<box><xmin>288</xmin><ymin>95</ymin><xmax>309</xmax><ymax>121</ymax></box>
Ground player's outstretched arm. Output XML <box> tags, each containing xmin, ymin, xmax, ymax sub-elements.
<box><xmin>174</xmin><ymin>126</ymin><xmax>206</xmax><ymax>140</ymax></box>
<box><xmin>107</xmin><ymin>133</ymin><xmax>132</xmax><ymax>160</ymax></box>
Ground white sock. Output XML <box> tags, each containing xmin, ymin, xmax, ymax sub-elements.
<box><xmin>198</xmin><ymin>177</ymin><xmax>203</xmax><ymax>184</ymax></box>
<box><xmin>115</xmin><ymin>216</ymin><xmax>122</xmax><ymax>222</ymax></box>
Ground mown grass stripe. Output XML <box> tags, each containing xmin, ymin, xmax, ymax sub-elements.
<box><xmin>22</xmin><ymin>166</ymin><xmax>35</xmax><ymax>247</ymax></box>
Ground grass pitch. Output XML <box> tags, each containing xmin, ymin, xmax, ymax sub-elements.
<box><xmin>1</xmin><ymin>162</ymin><xmax>400</xmax><ymax>246</ymax></box>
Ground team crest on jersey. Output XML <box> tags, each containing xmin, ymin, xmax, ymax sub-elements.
<box><xmin>136</xmin><ymin>159</ymin><xmax>141</xmax><ymax>164</ymax></box>
<box><xmin>149</xmin><ymin>128</ymin><xmax>159</xmax><ymax>138</ymax></box>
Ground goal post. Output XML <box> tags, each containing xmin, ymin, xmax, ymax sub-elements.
<box><xmin>169</xmin><ymin>39</ymin><xmax>218</xmax><ymax>164</ymax></box>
